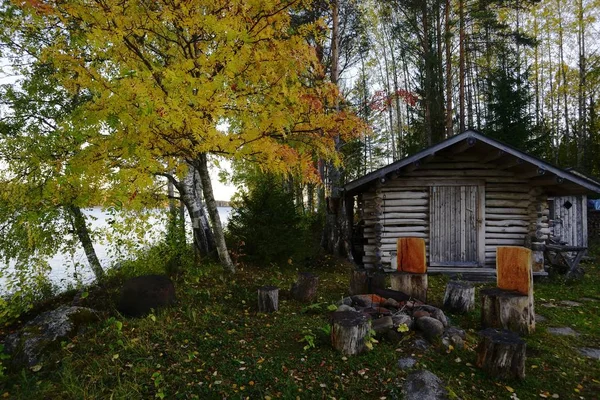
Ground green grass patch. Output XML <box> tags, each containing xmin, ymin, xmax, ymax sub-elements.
<box><xmin>1</xmin><ymin>258</ymin><xmax>599</xmax><ymax>399</ymax></box>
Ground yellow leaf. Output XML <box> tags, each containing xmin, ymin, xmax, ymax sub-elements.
<box><xmin>30</xmin><ymin>364</ymin><xmax>42</xmax><ymax>372</ymax></box>
<box><xmin>506</xmin><ymin>386</ymin><xmax>514</xmax><ymax>393</ymax></box>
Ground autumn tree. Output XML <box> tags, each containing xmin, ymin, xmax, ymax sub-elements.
<box><xmin>13</xmin><ymin>0</ymin><xmax>363</xmax><ymax>272</ymax></box>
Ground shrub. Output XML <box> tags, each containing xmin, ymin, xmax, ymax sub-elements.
<box><xmin>227</xmin><ymin>176</ymin><xmax>319</xmax><ymax>265</ymax></box>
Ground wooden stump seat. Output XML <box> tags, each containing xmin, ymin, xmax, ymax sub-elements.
<box><xmin>257</xmin><ymin>286</ymin><xmax>279</xmax><ymax>313</ymax></box>
<box><xmin>476</xmin><ymin>328</ymin><xmax>526</xmax><ymax>380</ymax></box>
<box><xmin>330</xmin><ymin>311</ymin><xmax>371</xmax><ymax>355</ymax></box>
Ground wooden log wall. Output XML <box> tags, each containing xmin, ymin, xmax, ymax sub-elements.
<box><xmin>484</xmin><ymin>184</ymin><xmax>535</xmax><ymax>266</ymax></box>
<box><xmin>357</xmin><ymin>154</ymin><xmax>552</xmax><ymax>269</ymax></box>
<box><xmin>360</xmin><ymin>183</ymin><xmax>429</xmax><ymax>269</ymax></box>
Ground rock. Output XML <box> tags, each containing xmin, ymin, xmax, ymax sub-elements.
<box><xmin>578</xmin><ymin>347</ymin><xmax>600</xmax><ymax>360</ymax></box>
<box><xmin>559</xmin><ymin>300</ymin><xmax>583</xmax><ymax>307</ymax></box>
<box><xmin>402</xmin><ymin>370</ymin><xmax>449</xmax><ymax>400</ymax></box>
<box><xmin>4</xmin><ymin>306</ymin><xmax>99</xmax><ymax>367</ymax></box>
<box><xmin>442</xmin><ymin>335</ymin><xmax>464</xmax><ymax>350</ymax></box>
<box><xmin>337</xmin><ymin>304</ymin><xmax>356</xmax><ymax>312</ymax></box>
<box><xmin>383</xmin><ymin>298</ymin><xmax>400</xmax><ymax>309</ymax></box>
<box><xmin>337</xmin><ymin>297</ymin><xmax>353</xmax><ymax>307</ymax></box>
<box><xmin>392</xmin><ymin>313</ymin><xmax>414</xmax><ymax>330</ymax></box>
<box><xmin>416</xmin><ymin>317</ymin><xmax>444</xmax><ymax>341</ymax></box>
<box><xmin>547</xmin><ymin>327</ymin><xmax>579</xmax><ymax>336</ymax></box>
<box><xmin>413</xmin><ymin>310</ymin><xmax>431</xmax><ymax>319</ymax></box>
<box><xmin>351</xmin><ymin>294</ymin><xmax>386</xmax><ymax>308</ymax></box>
<box><xmin>444</xmin><ymin>326</ymin><xmax>466</xmax><ymax>340</ymax></box>
<box><xmin>412</xmin><ymin>338</ymin><xmax>430</xmax><ymax>350</ymax></box>
<box><xmin>360</xmin><ymin>307</ymin><xmax>392</xmax><ymax>318</ymax></box>
<box><xmin>397</xmin><ymin>357</ymin><xmax>417</xmax><ymax>370</ymax></box>
<box><xmin>414</xmin><ymin>305</ymin><xmax>448</xmax><ymax>327</ymax></box>
<box><xmin>535</xmin><ymin>314</ymin><xmax>547</xmax><ymax>323</ymax></box>
<box><xmin>372</xmin><ymin>316</ymin><xmax>394</xmax><ymax>335</ymax></box>
<box><xmin>118</xmin><ymin>275</ymin><xmax>176</xmax><ymax>317</ymax></box>
<box><xmin>579</xmin><ymin>297</ymin><xmax>599</xmax><ymax>302</ymax></box>
<box><xmin>385</xmin><ymin>329</ymin><xmax>404</xmax><ymax>345</ymax></box>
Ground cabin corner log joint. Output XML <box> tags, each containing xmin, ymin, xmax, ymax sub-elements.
<box><xmin>345</xmin><ymin>130</ymin><xmax>600</xmax><ymax>277</ymax></box>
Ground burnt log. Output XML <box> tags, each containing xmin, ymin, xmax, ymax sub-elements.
<box><xmin>443</xmin><ymin>281</ymin><xmax>475</xmax><ymax>314</ymax></box>
<box><xmin>257</xmin><ymin>286</ymin><xmax>279</xmax><ymax>313</ymax></box>
<box><xmin>390</xmin><ymin>272</ymin><xmax>427</xmax><ymax>302</ymax></box>
<box><xmin>330</xmin><ymin>311</ymin><xmax>371</xmax><ymax>355</ymax></box>
<box><xmin>373</xmin><ymin>288</ymin><xmax>411</xmax><ymax>303</ymax></box>
<box><xmin>480</xmin><ymin>288</ymin><xmax>535</xmax><ymax>335</ymax></box>
<box><xmin>291</xmin><ymin>272</ymin><xmax>319</xmax><ymax>302</ymax></box>
<box><xmin>476</xmin><ymin>328</ymin><xmax>526</xmax><ymax>380</ymax></box>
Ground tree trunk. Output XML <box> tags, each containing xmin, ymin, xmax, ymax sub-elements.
<box><xmin>458</xmin><ymin>0</ymin><xmax>466</xmax><ymax>132</ymax></box>
<box><xmin>330</xmin><ymin>311</ymin><xmax>371</xmax><ymax>355</ymax></box>
<box><xmin>181</xmin><ymin>164</ymin><xmax>215</xmax><ymax>259</ymax></box>
<box><xmin>194</xmin><ymin>153</ymin><xmax>234</xmax><ymax>273</ymax></box>
<box><xmin>257</xmin><ymin>286</ymin><xmax>279</xmax><ymax>313</ymax></box>
<box><xmin>390</xmin><ymin>272</ymin><xmax>427</xmax><ymax>302</ymax></box>
<box><xmin>444</xmin><ymin>0</ymin><xmax>453</xmax><ymax>138</ymax></box>
<box><xmin>68</xmin><ymin>205</ymin><xmax>105</xmax><ymax>282</ymax></box>
<box><xmin>349</xmin><ymin>269</ymin><xmax>369</xmax><ymax>296</ymax></box>
<box><xmin>443</xmin><ymin>281</ymin><xmax>475</xmax><ymax>313</ymax></box>
<box><xmin>291</xmin><ymin>272</ymin><xmax>319</xmax><ymax>303</ymax></box>
<box><xmin>480</xmin><ymin>288</ymin><xmax>535</xmax><ymax>335</ymax></box>
<box><xmin>476</xmin><ymin>328</ymin><xmax>526</xmax><ymax>380</ymax></box>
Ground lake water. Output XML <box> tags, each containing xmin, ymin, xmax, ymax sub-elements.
<box><xmin>0</xmin><ymin>207</ymin><xmax>232</xmax><ymax>293</ymax></box>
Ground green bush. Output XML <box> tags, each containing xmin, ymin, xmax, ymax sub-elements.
<box><xmin>227</xmin><ymin>176</ymin><xmax>320</xmax><ymax>265</ymax></box>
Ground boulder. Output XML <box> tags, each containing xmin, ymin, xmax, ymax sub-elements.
<box><xmin>383</xmin><ymin>298</ymin><xmax>400</xmax><ymax>309</ymax></box>
<box><xmin>416</xmin><ymin>317</ymin><xmax>444</xmax><ymax>341</ymax></box>
<box><xmin>337</xmin><ymin>297</ymin><xmax>353</xmax><ymax>307</ymax></box>
<box><xmin>413</xmin><ymin>310</ymin><xmax>431</xmax><ymax>319</ymax></box>
<box><xmin>397</xmin><ymin>357</ymin><xmax>417</xmax><ymax>370</ymax></box>
<box><xmin>372</xmin><ymin>316</ymin><xmax>394</xmax><ymax>335</ymax></box>
<box><xmin>337</xmin><ymin>304</ymin><xmax>356</xmax><ymax>312</ymax></box>
<box><xmin>402</xmin><ymin>370</ymin><xmax>449</xmax><ymax>400</ymax></box>
<box><xmin>392</xmin><ymin>313</ymin><xmax>414</xmax><ymax>330</ymax></box>
<box><xmin>351</xmin><ymin>294</ymin><xmax>386</xmax><ymax>308</ymax></box>
<box><xmin>4</xmin><ymin>306</ymin><xmax>99</xmax><ymax>367</ymax></box>
<box><xmin>414</xmin><ymin>305</ymin><xmax>448</xmax><ymax>327</ymax></box>
<box><xmin>118</xmin><ymin>275</ymin><xmax>176</xmax><ymax>317</ymax></box>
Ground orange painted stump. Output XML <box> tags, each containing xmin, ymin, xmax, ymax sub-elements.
<box><xmin>397</xmin><ymin>238</ymin><xmax>427</xmax><ymax>274</ymax></box>
<box><xmin>496</xmin><ymin>246</ymin><xmax>532</xmax><ymax>296</ymax></box>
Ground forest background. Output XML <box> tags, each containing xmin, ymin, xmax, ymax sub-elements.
<box><xmin>0</xmin><ymin>0</ymin><xmax>599</xmax><ymax>322</ymax></box>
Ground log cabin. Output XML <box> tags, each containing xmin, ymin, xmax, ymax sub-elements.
<box><xmin>344</xmin><ymin>130</ymin><xmax>600</xmax><ymax>278</ymax></box>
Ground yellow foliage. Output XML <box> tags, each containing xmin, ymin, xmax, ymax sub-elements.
<box><xmin>18</xmin><ymin>0</ymin><xmax>366</xmax><ymax>183</ymax></box>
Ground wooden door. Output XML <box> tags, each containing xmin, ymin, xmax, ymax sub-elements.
<box><xmin>551</xmin><ymin>195</ymin><xmax>588</xmax><ymax>247</ymax></box>
<box><xmin>430</xmin><ymin>185</ymin><xmax>481</xmax><ymax>266</ymax></box>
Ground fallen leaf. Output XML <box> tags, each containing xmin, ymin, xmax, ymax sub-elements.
<box><xmin>30</xmin><ymin>364</ymin><xmax>42</xmax><ymax>372</ymax></box>
<box><xmin>506</xmin><ymin>386</ymin><xmax>515</xmax><ymax>393</ymax></box>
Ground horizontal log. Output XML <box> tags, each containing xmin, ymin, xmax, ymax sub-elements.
<box><xmin>381</xmin><ymin>235</ymin><xmax>427</xmax><ymax>243</ymax></box>
<box><xmin>404</xmin><ymin>169</ymin><xmax>516</xmax><ymax>177</ymax></box>
<box><xmin>419</xmin><ymin>162</ymin><xmax>496</xmax><ymax>170</ymax></box>
<box><xmin>381</xmin><ymin>199</ymin><xmax>428</xmax><ymax>207</ymax></box>
<box><xmin>486</xmin><ymin>185</ymin><xmax>530</xmax><ymax>192</ymax></box>
<box><xmin>381</xmin><ymin>219</ymin><xmax>428</xmax><ymax>225</ymax></box>
<box><xmin>485</xmin><ymin>192</ymin><xmax>531</xmax><ymax>200</ymax></box>
<box><xmin>380</xmin><ymin>186</ymin><xmax>427</xmax><ymax>192</ymax></box>
<box><xmin>375</xmin><ymin>191</ymin><xmax>428</xmax><ymax>200</ymax></box>
<box><xmin>486</xmin><ymin>207</ymin><xmax>529</xmax><ymax>215</ymax></box>
<box><xmin>486</xmin><ymin>220</ymin><xmax>529</xmax><ymax>227</ymax></box>
<box><xmin>486</xmin><ymin>239</ymin><xmax>526</xmax><ymax>245</ymax></box>
<box><xmin>485</xmin><ymin>227</ymin><xmax>529</xmax><ymax>233</ymax></box>
<box><xmin>365</xmin><ymin>226</ymin><xmax>428</xmax><ymax>233</ymax></box>
<box><xmin>363</xmin><ymin>206</ymin><xmax>429</xmax><ymax>213</ymax></box>
<box><xmin>487</xmin><ymin>233</ymin><xmax>528</xmax><ymax>239</ymax></box>
<box><xmin>486</xmin><ymin>213</ymin><xmax>530</xmax><ymax>220</ymax></box>
<box><xmin>486</xmin><ymin>200</ymin><xmax>530</xmax><ymax>208</ymax></box>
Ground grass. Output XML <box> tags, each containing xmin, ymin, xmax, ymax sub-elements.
<box><xmin>1</xmin><ymin>255</ymin><xmax>599</xmax><ymax>399</ymax></box>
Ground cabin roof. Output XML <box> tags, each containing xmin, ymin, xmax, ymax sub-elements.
<box><xmin>345</xmin><ymin>129</ymin><xmax>600</xmax><ymax>196</ymax></box>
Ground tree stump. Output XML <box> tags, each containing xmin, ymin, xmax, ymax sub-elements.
<box><xmin>330</xmin><ymin>311</ymin><xmax>371</xmax><ymax>355</ymax></box>
<box><xmin>476</xmin><ymin>328</ymin><xmax>526</xmax><ymax>380</ymax></box>
<box><xmin>480</xmin><ymin>288</ymin><xmax>535</xmax><ymax>335</ymax></box>
<box><xmin>390</xmin><ymin>272</ymin><xmax>427</xmax><ymax>302</ymax></box>
<box><xmin>257</xmin><ymin>286</ymin><xmax>279</xmax><ymax>313</ymax></box>
<box><xmin>443</xmin><ymin>281</ymin><xmax>475</xmax><ymax>313</ymax></box>
<box><xmin>290</xmin><ymin>272</ymin><xmax>319</xmax><ymax>302</ymax></box>
<box><xmin>349</xmin><ymin>270</ymin><xmax>369</xmax><ymax>295</ymax></box>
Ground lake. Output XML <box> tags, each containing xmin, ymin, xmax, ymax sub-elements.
<box><xmin>0</xmin><ymin>207</ymin><xmax>232</xmax><ymax>293</ymax></box>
